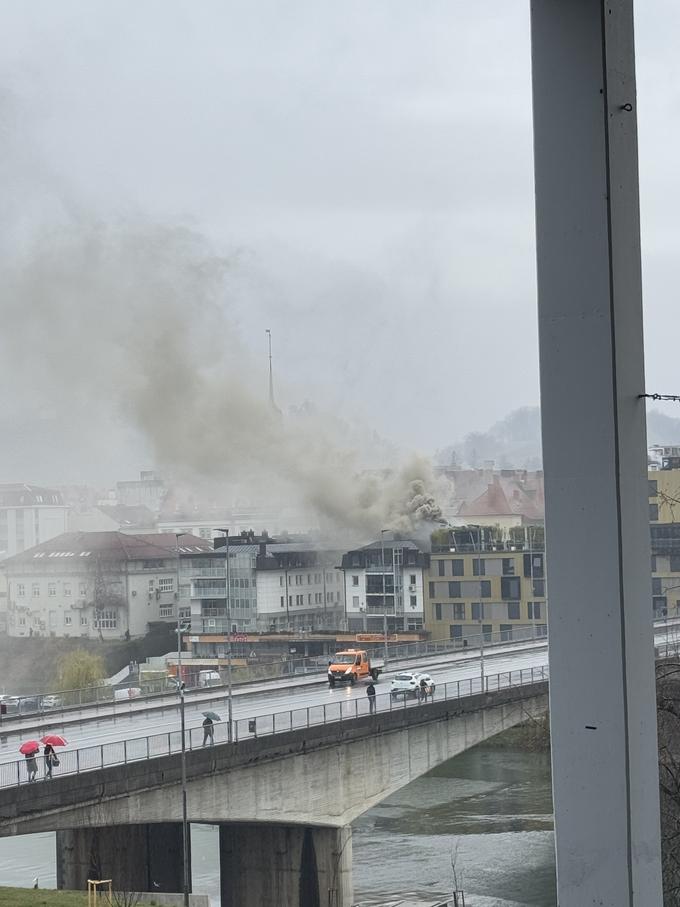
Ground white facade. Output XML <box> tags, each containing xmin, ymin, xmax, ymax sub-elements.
<box><xmin>0</xmin><ymin>486</ymin><xmax>69</xmax><ymax>560</ymax></box>
<box><xmin>256</xmin><ymin>566</ymin><xmax>344</xmax><ymax>631</ymax></box>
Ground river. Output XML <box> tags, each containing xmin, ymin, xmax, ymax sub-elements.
<box><xmin>0</xmin><ymin>742</ymin><xmax>556</xmax><ymax>906</ymax></box>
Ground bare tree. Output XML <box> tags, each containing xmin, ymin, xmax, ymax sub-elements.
<box><xmin>657</xmin><ymin>659</ymin><xmax>680</xmax><ymax>903</ymax></box>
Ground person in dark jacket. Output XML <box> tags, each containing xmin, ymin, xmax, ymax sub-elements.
<box><xmin>25</xmin><ymin>752</ymin><xmax>38</xmax><ymax>782</ymax></box>
<box><xmin>43</xmin><ymin>743</ymin><xmax>56</xmax><ymax>779</ymax></box>
<box><xmin>202</xmin><ymin>717</ymin><xmax>214</xmax><ymax>745</ymax></box>
<box><xmin>366</xmin><ymin>682</ymin><xmax>377</xmax><ymax>714</ymax></box>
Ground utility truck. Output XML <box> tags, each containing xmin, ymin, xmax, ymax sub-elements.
<box><xmin>327</xmin><ymin>649</ymin><xmax>383</xmax><ymax>687</ymax></box>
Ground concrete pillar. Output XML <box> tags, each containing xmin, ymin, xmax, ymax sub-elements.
<box><xmin>530</xmin><ymin>1</ymin><xmax>662</xmax><ymax>905</ymax></box>
<box><xmin>56</xmin><ymin>823</ymin><xmax>190</xmax><ymax>892</ymax></box>
<box><xmin>219</xmin><ymin>823</ymin><xmax>352</xmax><ymax>907</ymax></box>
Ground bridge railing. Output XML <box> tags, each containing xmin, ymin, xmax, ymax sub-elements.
<box><xmin>0</xmin><ymin>664</ymin><xmax>549</xmax><ymax>790</ymax></box>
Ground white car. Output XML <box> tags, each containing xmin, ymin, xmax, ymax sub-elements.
<box><xmin>40</xmin><ymin>695</ymin><xmax>63</xmax><ymax>709</ymax></box>
<box><xmin>390</xmin><ymin>671</ymin><xmax>435</xmax><ymax>699</ymax></box>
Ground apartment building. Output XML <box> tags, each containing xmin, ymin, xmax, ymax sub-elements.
<box><xmin>1</xmin><ymin>531</ymin><xmax>210</xmax><ymax>639</ymax></box>
<box><xmin>424</xmin><ymin>526</ymin><xmax>547</xmax><ymax>643</ymax></box>
<box><xmin>181</xmin><ymin>536</ymin><xmax>345</xmax><ymax>636</ymax></box>
<box><xmin>341</xmin><ymin>537</ymin><xmax>429</xmax><ymax>634</ymax></box>
<box><xmin>0</xmin><ymin>484</ymin><xmax>69</xmax><ymax>559</ymax></box>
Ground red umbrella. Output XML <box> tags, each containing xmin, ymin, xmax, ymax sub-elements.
<box><xmin>19</xmin><ymin>740</ymin><xmax>40</xmax><ymax>755</ymax></box>
<box><xmin>40</xmin><ymin>734</ymin><xmax>67</xmax><ymax>747</ymax></box>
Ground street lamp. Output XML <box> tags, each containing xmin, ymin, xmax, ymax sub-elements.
<box><xmin>380</xmin><ymin>529</ymin><xmax>390</xmax><ymax>668</ymax></box>
<box><xmin>173</xmin><ymin>533</ymin><xmax>190</xmax><ymax>907</ymax></box>
<box><xmin>217</xmin><ymin>529</ymin><xmax>234</xmax><ymax>742</ymax></box>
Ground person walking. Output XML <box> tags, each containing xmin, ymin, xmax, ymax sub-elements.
<box><xmin>25</xmin><ymin>752</ymin><xmax>38</xmax><ymax>782</ymax></box>
<box><xmin>202</xmin><ymin>716</ymin><xmax>214</xmax><ymax>746</ymax></box>
<box><xmin>366</xmin><ymin>682</ymin><xmax>376</xmax><ymax>715</ymax></box>
<box><xmin>419</xmin><ymin>677</ymin><xmax>428</xmax><ymax>702</ymax></box>
<box><xmin>43</xmin><ymin>743</ymin><xmax>56</xmax><ymax>779</ymax></box>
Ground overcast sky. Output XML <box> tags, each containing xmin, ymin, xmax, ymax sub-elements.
<box><xmin>2</xmin><ymin>1</ymin><xmax>679</xmax><ymax>485</ymax></box>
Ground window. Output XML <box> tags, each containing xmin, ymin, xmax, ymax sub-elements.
<box><xmin>451</xmin><ymin>559</ymin><xmax>464</xmax><ymax>576</ymax></box>
<box><xmin>63</xmin><ymin>582</ymin><xmax>72</xmax><ymax>596</ymax></box>
<box><xmin>410</xmin><ymin>595</ymin><xmax>417</xmax><ymax>609</ymax></box>
<box><xmin>288</xmin><ymin>596</ymin><xmax>292</xmax><ymax>606</ymax></box>
<box><xmin>649</xmin><ymin>479</ymin><xmax>658</xmax><ymax>497</ymax></box>
<box><xmin>471</xmin><ymin>602</ymin><xmax>484</xmax><ymax>621</ymax></box>
<box><xmin>651</xmin><ymin>555</ymin><xmax>657</xmax><ymax>572</ymax></box>
<box><xmin>32</xmin><ymin>583</ymin><xmax>40</xmax><ymax>597</ymax></box>
<box><xmin>199</xmin><ymin>528</ymin><xmax>212</xmax><ymax>539</ymax></box>
<box><xmin>352</xmin><ymin>575</ymin><xmax>359</xmax><ymax>586</ymax></box>
<box><xmin>502</xmin><ymin>558</ymin><xmax>515</xmax><ymax>576</ymax></box>
<box><xmin>500</xmin><ymin>624</ymin><xmax>513</xmax><ymax>641</ymax></box>
<box><xmin>64</xmin><ymin>614</ymin><xmax>72</xmax><ymax>626</ymax></box>
<box><xmin>148</xmin><ymin>579</ymin><xmax>155</xmax><ymax>593</ymax></box>
<box><xmin>448</xmin><ymin>581</ymin><xmax>461</xmax><ymax>598</ymax></box>
<box><xmin>533</xmin><ymin>578</ymin><xmax>546</xmax><ymax>597</ymax></box>
<box><xmin>450</xmin><ymin>625</ymin><xmax>463</xmax><ymax>640</ymax></box>
<box><xmin>17</xmin><ymin>583</ymin><xmax>25</xmax><ymax>597</ymax></box>
<box><xmin>652</xmin><ymin>577</ymin><xmax>662</xmax><ymax>595</ymax></box>
<box><xmin>650</xmin><ymin>503</ymin><xmax>659</xmax><ymax>521</ymax></box>
<box><xmin>473</xmin><ymin>559</ymin><xmax>485</xmax><ymax>576</ymax></box>
<box><xmin>438</xmin><ymin>560</ymin><xmax>445</xmax><ymax>576</ymax></box>
<box><xmin>501</xmin><ymin>577</ymin><xmax>521</xmax><ymax>600</ymax></box>
<box><xmin>314</xmin><ymin>573</ymin><xmax>322</xmax><ymax>583</ymax></box>
<box><xmin>428</xmin><ymin>582</ymin><xmax>435</xmax><ymax>598</ymax></box>
<box><xmin>79</xmin><ymin>582</ymin><xmax>87</xmax><ymax>596</ymax></box>
<box><xmin>47</xmin><ymin>582</ymin><xmax>56</xmax><ymax>596</ymax></box>
<box><xmin>315</xmin><ymin>592</ymin><xmax>323</xmax><ymax>604</ymax></box>
<box><xmin>158</xmin><ymin>578</ymin><xmax>174</xmax><ymax>593</ymax></box>
<box><xmin>528</xmin><ymin>601</ymin><xmax>542</xmax><ymax>620</ymax></box>
<box><xmin>671</xmin><ymin>555</ymin><xmax>680</xmax><ymax>573</ymax></box>
<box><xmin>480</xmin><ymin>580</ymin><xmax>491</xmax><ymax>598</ymax></box>
<box><xmin>280</xmin><ymin>596</ymin><xmax>284</xmax><ymax>607</ymax></box>
<box><xmin>80</xmin><ymin>616</ymin><xmax>88</xmax><ymax>626</ymax></box>
<box><xmin>453</xmin><ymin>603</ymin><xmax>465</xmax><ymax>620</ymax></box>
<box><xmin>352</xmin><ymin>595</ymin><xmax>360</xmax><ymax>608</ymax></box>
<box><xmin>410</xmin><ymin>574</ymin><xmax>416</xmax><ymax>585</ymax></box>
<box><xmin>97</xmin><ymin>610</ymin><xmax>117</xmax><ymax>629</ymax></box>
<box><xmin>308</xmin><ymin>593</ymin><xmax>312</xmax><ymax>604</ymax></box>
<box><xmin>435</xmin><ymin>603</ymin><xmax>442</xmax><ymax>620</ymax></box>
<box><xmin>159</xmin><ymin>605</ymin><xmax>174</xmax><ymax>618</ymax></box>
<box><xmin>507</xmin><ymin>602</ymin><xmax>521</xmax><ymax>620</ymax></box>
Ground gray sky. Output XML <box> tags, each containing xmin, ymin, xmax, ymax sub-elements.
<box><xmin>1</xmin><ymin>1</ymin><xmax>679</xmax><ymax>486</ymax></box>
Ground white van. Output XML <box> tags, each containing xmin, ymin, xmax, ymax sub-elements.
<box><xmin>198</xmin><ymin>670</ymin><xmax>221</xmax><ymax>688</ymax></box>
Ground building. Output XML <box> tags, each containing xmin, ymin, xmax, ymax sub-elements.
<box><xmin>0</xmin><ymin>484</ymin><xmax>70</xmax><ymax>560</ymax></box>
<box><xmin>1</xmin><ymin>531</ymin><xmax>210</xmax><ymax>639</ymax></box>
<box><xmin>440</xmin><ymin>467</ymin><xmax>545</xmax><ymax>532</ymax></box>
<box><xmin>181</xmin><ymin>535</ymin><xmax>345</xmax><ymax>636</ymax></box>
<box><xmin>423</xmin><ymin>526</ymin><xmax>547</xmax><ymax>644</ymax></box>
<box><xmin>340</xmin><ymin>536</ymin><xmax>429</xmax><ymax>634</ymax></box>
<box><xmin>116</xmin><ymin>471</ymin><xmax>166</xmax><ymax>513</ymax></box>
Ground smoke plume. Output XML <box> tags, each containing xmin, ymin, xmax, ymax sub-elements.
<box><xmin>0</xmin><ymin>219</ymin><xmax>450</xmax><ymax>538</ymax></box>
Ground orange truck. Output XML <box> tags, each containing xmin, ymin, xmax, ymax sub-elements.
<box><xmin>327</xmin><ymin>649</ymin><xmax>384</xmax><ymax>687</ymax></box>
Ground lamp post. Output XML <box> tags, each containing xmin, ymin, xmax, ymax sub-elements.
<box><xmin>217</xmin><ymin>529</ymin><xmax>234</xmax><ymax>742</ymax></box>
<box><xmin>380</xmin><ymin>529</ymin><xmax>389</xmax><ymax>668</ymax></box>
<box><xmin>174</xmin><ymin>534</ymin><xmax>190</xmax><ymax>907</ymax></box>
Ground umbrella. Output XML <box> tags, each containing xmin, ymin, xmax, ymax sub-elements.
<box><xmin>19</xmin><ymin>741</ymin><xmax>40</xmax><ymax>755</ymax></box>
<box><xmin>40</xmin><ymin>734</ymin><xmax>68</xmax><ymax>747</ymax></box>
<box><xmin>202</xmin><ymin>711</ymin><xmax>221</xmax><ymax>722</ymax></box>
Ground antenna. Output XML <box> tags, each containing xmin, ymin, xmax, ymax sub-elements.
<box><xmin>265</xmin><ymin>329</ymin><xmax>280</xmax><ymax>413</ymax></box>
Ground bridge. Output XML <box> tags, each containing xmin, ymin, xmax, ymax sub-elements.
<box><xmin>0</xmin><ymin>666</ymin><xmax>548</xmax><ymax>906</ymax></box>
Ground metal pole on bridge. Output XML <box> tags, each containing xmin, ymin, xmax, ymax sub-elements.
<box><xmin>217</xmin><ymin>529</ymin><xmax>234</xmax><ymax>742</ymax></box>
<box><xmin>174</xmin><ymin>534</ymin><xmax>190</xmax><ymax>907</ymax></box>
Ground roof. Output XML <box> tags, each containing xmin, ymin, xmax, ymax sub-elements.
<box><xmin>0</xmin><ymin>484</ymin><xmax>65</xmax><ymax>508</ymax></box>
<box><xmin>1</xmin><ymin>531</ymin><xmax>212</xmax><ymax>566</ymax></box>
<box><xmin>454</xmin><ymin>472</ymin><xmax>545</xmax><ymax>521</ymax></box>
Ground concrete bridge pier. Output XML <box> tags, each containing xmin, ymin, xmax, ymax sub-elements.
<box><xmin>56</xmin><ymin>822</ymin><xmax>190</xmax><ymax>892</ymax></box>
<box><xmin>219</xmin><ymin>823</ymin><xmax>352</xmax><ymax>907</ymax></box>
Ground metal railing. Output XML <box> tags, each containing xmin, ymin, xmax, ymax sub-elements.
<box><xmin>0</xmin><ymin>665</ymin><xmax>549</xmax><ymax>790</ymax></box>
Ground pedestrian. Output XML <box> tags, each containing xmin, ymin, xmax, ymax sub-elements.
<box><xmin>419</xmin><ymin>677</ymin><xmax>428</xmax><ymax>702</ymax></box>
<box><xmin>366</xmin><ymin>682</ymin><xmax>376</xmax><ymax>715</ymax></box>
<box><xmin>43</xmin><ymin>743</ymin><xmax>56</xmax><ymax>779</ymax></box>
<box><xmin>25</xmin><ymin>752</ymin><xmax>38</xmax><ymax>782</ymax></box>
<box><xmin>202</xmin><ymin>716</ymin><xmax>214</xmax><ymax>746</ymax></box>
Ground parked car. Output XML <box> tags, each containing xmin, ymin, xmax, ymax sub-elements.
<box><xmin>40</xmin><ymin>695</ymin><xmax>63</xmax><ymax>710</ymax></box>
<box><xmin>390</xmin><ymin>671</ymin><xmax>435</xmax><ymax>699</ymax></box>
<box><xmin>18</xmin><ymin>696</ymin><xmax>41</xmax><ymax>714</ymax></box>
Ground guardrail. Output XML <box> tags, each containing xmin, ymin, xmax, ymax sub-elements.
<box><xmin>0</xmin><ymin>664</ymin><xmax>549</xmax><ymax>790</ymax></box>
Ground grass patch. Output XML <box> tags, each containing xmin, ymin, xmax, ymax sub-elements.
<box><xmin>0</xmin><ymin>889</ymin><xmax>88</xmax><ymax>906</ymax></box>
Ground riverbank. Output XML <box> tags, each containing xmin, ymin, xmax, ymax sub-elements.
<box><xmin>0</xmin><ymin>889</ymin><xmax>87</xmax><ymax>906</ymax></box>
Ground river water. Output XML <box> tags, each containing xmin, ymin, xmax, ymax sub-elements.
<box><xmin>0</xmin><ymin>742</ymin><xmax>556</xmax><ymax>906</ymax></box>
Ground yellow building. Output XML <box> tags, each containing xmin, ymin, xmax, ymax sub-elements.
<box><xmin>648</xmin><ymin>466</ymin><xmax>680</xmax><ymax>524</ymax></box>
<box><xmin>424</xmin><ymin>527</ymin><xmax>547</xmax><ymax>644</ymax></box>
